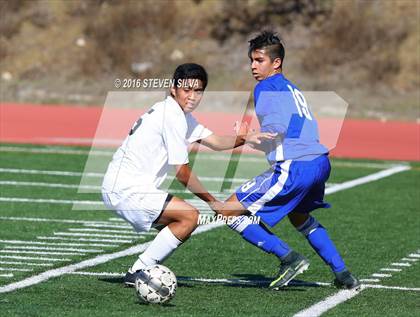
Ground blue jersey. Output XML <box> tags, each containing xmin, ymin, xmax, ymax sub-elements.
<box><xmin>254</xmin><ymin>73</ymin><xmax>328</xmax><ymax>163</ymax></box>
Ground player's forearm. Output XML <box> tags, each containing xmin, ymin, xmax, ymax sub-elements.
<box><xmin>175</xmin><ymin>166</ymin><xmax>217</xmax><ymax>204</ymax></box>
<box><xmin>202</xmin><ymin>132</ymin><xmax>276</xmax><ymax>151</ymax></box>
<box><xmin>188</xmin><ymin>179</ymin><xmax>217</xmax><ymax>204</ymax></box>
<box><xmin>210</xmin><ymin>135</ymin><xmax>246</xmax><ymax>151</ymax></box>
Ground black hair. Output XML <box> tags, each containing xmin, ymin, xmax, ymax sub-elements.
<box><xmin>248</xmin><ymin>31</ymin><xmax>285</xmax><ymax>66</ymax></box>
<box><xmin>172</xmin><ymin>63</ymin><xmax>208</xmax><ymax>90</ymax></box>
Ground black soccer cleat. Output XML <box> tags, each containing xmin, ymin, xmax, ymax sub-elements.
<box><xmin>124</xmin><ymin>270</ymin><xmax>139</xmax><ymax>287</ymax></box>
<box><xmin>269</xmin><ymin>252</ymin><xmax>310</xmax><ymax>290</ymax></box>
<box><xmin>125</xmin><ymin>269</ymin><xmax>150</xmax><ymax>287</ymax></box>
<box><xmin>333</xmin><ymin>270</ymin><xmax>361</xmax><ymax>290</ymax></box>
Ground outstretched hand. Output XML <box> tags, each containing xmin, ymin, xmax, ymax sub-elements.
<box><xmin>208</xmin><ymin>200</ymin><xmax>224</xmax><ymax>214</ymax></box>
<box><xmin>245</xmin><ymin>132</ymin><xmax>277</xmax><ymax>147</ymax></box>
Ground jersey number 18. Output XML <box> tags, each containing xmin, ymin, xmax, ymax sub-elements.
<box><xmin>287</xmin><ymin>85</ymin><xmax>312</xmax><ymax>121</ymax></box>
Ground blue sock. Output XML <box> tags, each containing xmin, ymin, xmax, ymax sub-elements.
<box><xmin>298</xmin><ymin>216</ymin><xmax>346</xmax><ymax>273</ymax></box>
<box><xmin>229</xmin><ymin>216</ymin><xmax>291</xmax><ymax>259</ymax></box>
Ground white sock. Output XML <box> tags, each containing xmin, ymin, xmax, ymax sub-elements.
<box><xmin>130</xmin><ymin>226</ymin><xmax>182</xmax><ymax>272</ymax></box>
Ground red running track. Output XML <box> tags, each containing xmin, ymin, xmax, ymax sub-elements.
<box><xmin>1</xmin><ymin>103</ymin><xmax>419</xmax><ymax>161</ymax></box>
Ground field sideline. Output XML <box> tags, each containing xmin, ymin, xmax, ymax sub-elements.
<box><xmin>0</xmin><ymin>143</ymin><xmax>419</xmax><ymax>316</ymax></box>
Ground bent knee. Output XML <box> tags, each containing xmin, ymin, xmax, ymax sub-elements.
<box><xmin>180</xmin><ymin>208</ymin><xmax>199</xmax><ymax>229</ymax></box>
<box><xmin>189</xmin><ymin>209</ymin><xmax>199</xmax><ymax>226</ymax></box>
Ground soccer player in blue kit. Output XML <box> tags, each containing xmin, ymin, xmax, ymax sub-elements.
<box><xmin>214</xmin><ymin>31</ymin><xmax>360</xmax><ymax>290</ymax></box>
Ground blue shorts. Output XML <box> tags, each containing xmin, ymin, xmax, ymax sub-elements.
<box><xmin>235</xmin><ymin>154</ymin><xmax>331</xmax><ymax>227</ymax></box>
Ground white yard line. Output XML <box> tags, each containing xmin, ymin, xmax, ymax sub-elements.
<box><xmin>0</xmin><ymin>239</ymin><xmax>117</xmax><ymax>248</ymax></box>
<box><xmin>37</xmin><ymin>236</ymin><xmax>133</xmax><ymax>244</ymax></box>
<box><xmin>293</xmin><ymin>248</ymin><xmax>419</xmax><ymax>317</ymax></box>
<box><xmin>82</xmin><ymin>223</ymin><xmax>134</xmax><ymax>229</ymax></box>
<box><xmin>0</xmin><ymin>167</ymin><xmax>100</xmax><ymax>177</ymax></box>
<box><xmin>69</xmin><ymin>271</ymin><xmax>124</xmax><ymax>277</ymax></box>
<box><xmin>0</xmin><ymin>274</ymin><xmax>13</xmax><ymax>278</ymax></box>
<box><xmin>325</xmin><ymin>165</ymin><xmax>410</xmax><ymax>195</ymax></box>
<box><xmin>0</xmin><ymin>267</ymin><xmax>33</xmax><ymax>272</ymax></box>
<box><xmin>0</xmin><ymin>261</ymin><xmax>53</xmax><ymax>267</ymax></box>
<box><xmin>408</xmin><ymin>253</ymin><xmax>420</xmax><ymax>258</ymax></box>
<box><xmin>0</xmin><ymin>216</ymin><xmax>117</xmax><ymax>225</ymax></box>
<box><xmin>371</xmin><ymin>273</ymin><xmax>392</xmax><ymax>278</ymax></box>
<box><xmin>3</xmin><ymin>246</ymin><xmax>103</xmax><ymax>253</ymax></box>
<box><xmin>380</xmin><ymin>268</ymin><xmax>402</xmax><ymax>272</ymax></box>
<box><xmin>0</xmin><ymin>255</ymin><xmax>70</xmax><ymax>262</ymax></box>
<box><xmin>365</xmin><ymin>284</ymin><xmax>420</xmax><ymax>292</ymax></box>
<box><xmin>294</xmin><ymin>287</ymin><xmax>366</xmax><ymax>317</ymax></box>
<box><xmin>391</xmin><ymin>262</ymin><xmax>411</xmax><ymax>267</ymax></box>
<box><xmin>0</xmin><ymin>223</ymin><xmax>221</xmax><ymax>293</ymax></box>
<box><xmin>0</xmin><ymin>250</ymin><xmax>86</xmax><ymax>256</ymax></box>
<box><xmin>0</xmin><ymin>181</ymin><xmax>100</xmax><ymax>190</ymax></box>
<box><xmin>401</xmin><ymin>258</ymin><xmax>418</xmax><ymax>262</ymax></box>
<box><xmin>108</xmin><ymin>217</ymin><xmax>124</xmax><ymax>222</ymax></box>
<box><xmin>0</xmin><ymin>197</ymin><xmax>103</xmax><ymax>205</ymax></box>
<box><xmin>68</xmin><ymin>228</ymin><xmax>144</xmax><ymax>236</ymax></box>
<box><xmin>360</xmin><ymin>278</ymin><xmax>380</xmax><ymax>283</ymax></box>
<box><xmin>53</xmin><ymin>232</ymin><xmax>143</xmax><ymax>240</ymax></box>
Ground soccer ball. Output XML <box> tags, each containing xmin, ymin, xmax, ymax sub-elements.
<box><xmin>135</xmin><ymin>264</ymin><xmax>177</xmax><ymax>304</ymax></box>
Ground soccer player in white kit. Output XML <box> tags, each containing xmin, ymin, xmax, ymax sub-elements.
<box><xmin>102</xmin><ymin>63</ymin><xmax>274</xmax><ymax>286</ymax></box>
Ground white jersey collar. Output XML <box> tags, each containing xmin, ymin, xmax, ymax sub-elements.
<box><xmin>165</xmin><ymin>95</ymin><xmax>185</xmax><ymax>114</ymax></box>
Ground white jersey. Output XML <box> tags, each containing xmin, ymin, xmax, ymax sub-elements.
<box><xmin>102</xmin><ymin>96</ymin><xmax>212</xmax><ymax>192</ymax></box>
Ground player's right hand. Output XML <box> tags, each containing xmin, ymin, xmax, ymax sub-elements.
<box><xmin>208</xmin><ymin>200</ymin><xmax>224</xmax><ymax>214</ymax></box>
<box><xmin>245</xmin><ymin>132</ymin><xmax>277</xmax><ymax>146</ymax></box>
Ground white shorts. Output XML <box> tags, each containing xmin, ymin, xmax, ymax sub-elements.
<box><xmin>102</xmin><ymin>186</ymin><xmax>170</xmax><ymax>232</ymax></box>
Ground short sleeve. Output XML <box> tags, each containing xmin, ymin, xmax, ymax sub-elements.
<box><xmin>185</xmin><ymin>113</ymin><xmax>213</xmax><ymax>143</ymax></box>
<box><xmin>254</xmin><ymin>80</ymin><xmax>275</xmax><ymax>107</ymax></box>
<box><xmin>254</xmin><ymin>81</ymin><xmax>288</xmax><ymax>135</ymax></box>
<box><xmin>163</xmin><ymin>112</ymin><xmax>189</xmax><ymax>165</ymax></box>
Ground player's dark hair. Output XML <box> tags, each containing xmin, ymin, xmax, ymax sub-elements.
<box><xmin>172</xmin><ymin>63</ymin><xmax>208</xmax><ymax>90</ymax></box>
<box><xmin>248</xmin><ymin>31</ymin><xmax>285</xmax><ymax>67</ymax></box>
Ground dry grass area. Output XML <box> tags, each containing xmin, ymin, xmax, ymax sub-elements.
<box><xmin>0</xmin><ymin>0</ymin><xmax>418</xmax><ymax>120</ymax></box>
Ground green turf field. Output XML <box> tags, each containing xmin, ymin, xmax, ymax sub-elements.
<box><xmin>0</xmin><ymin>143</ymin><xmax>419</xmax><ymax>316</ymax></box>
